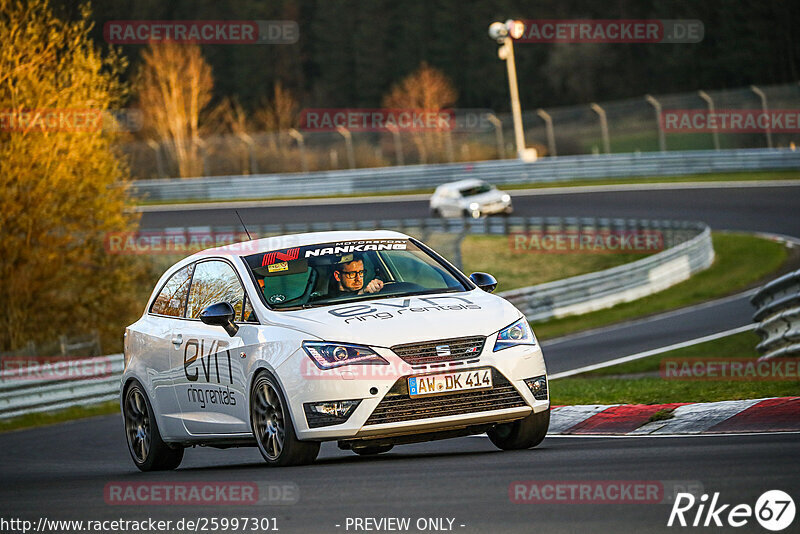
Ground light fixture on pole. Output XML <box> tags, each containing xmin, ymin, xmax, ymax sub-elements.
<box><xmin>489</xmin><ymin>20</ymin><xmax>537</xmax><ymax>162</ymax></box>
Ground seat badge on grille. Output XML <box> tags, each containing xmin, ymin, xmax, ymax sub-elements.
<box><xmin>435</xmin><ymin>344</ymin><xmax>451</xmax><ymax>357</ymax></box>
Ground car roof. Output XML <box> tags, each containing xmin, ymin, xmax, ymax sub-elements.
<box><xmin>436</xmin><ymin>178</ymin><xmax>488</xmax><ymax>190</ymax></box>
<box><xmin>187</xmin><ymin>229</ymin><xmax>411</xmax><ymax>259</ymax></box>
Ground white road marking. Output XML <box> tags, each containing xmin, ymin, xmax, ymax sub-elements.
<box><xmin>549</xmin><ymin>324</ymin><xmax>756</xmax><ymax>379</ymax></box>
<box><xmin>541</xmin><ymin>289</ymin><xmax>757</xmax><ymax>347</ymax></box>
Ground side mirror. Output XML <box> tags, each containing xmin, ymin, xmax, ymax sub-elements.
<box><xmin>469</xmin><ymin>272</ymin><xmax>498</xmax><ymax>293</ymax></box>
<box><xmin>199</xmin><ymin>302</ymin><xmax>239</xmax><ymax>337</ymax></box>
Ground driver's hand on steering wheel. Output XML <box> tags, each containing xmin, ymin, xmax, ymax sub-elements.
<box><xmin>359</xmin><ymin>279</ymin><xmax>384</xmax><ymax>294</ymax></box>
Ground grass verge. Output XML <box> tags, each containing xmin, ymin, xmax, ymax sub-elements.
<box><xmin>136</xmin><ymin>170</ymin><xmax>800</xmax><ymax>206</ymax></box>
<box><xmin>533</xmin><ymin>233</ymin><xmax>787</xmax><ymax>340</ymax></box>
<box><xmin>550</xmin><ymin>331</ymin><xmax>800</xmax><ymax>405</ymax></box>
<box><xmin>0</xmin><ymin>401</ymin><xmax>119</xmax><ymax>433</ymax></box>
<box><xmin>461</xmin><ymin>234</ymin><xmax>649</xmax><ymax>292</ymax></box>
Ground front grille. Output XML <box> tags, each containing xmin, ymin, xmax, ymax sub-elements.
<box><xmin>391</xmin><ymin>336</ymin><xmax>486</xmax><ymax>365</ymax></box>
<box><xmin>365</xmin><ymin>369</ymin><xmax>527</xmax><ymax>426</ymax></box>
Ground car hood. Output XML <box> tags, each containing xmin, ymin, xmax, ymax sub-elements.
<box><xmin>270</xmin><ymin>289</ymin><xmax>522</xmax><ymax>348</ymax></box>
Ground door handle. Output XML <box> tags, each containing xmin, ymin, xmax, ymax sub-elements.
<box><xmin>171</xmin><ymin>334</ymin><xmax>183</xmax><ymax>346</ymax></box>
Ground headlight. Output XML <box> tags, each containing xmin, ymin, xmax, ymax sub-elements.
<box><xmin>302</xmin><ymin>341</ymin><xmax>388</xmax><ymax>370</ymax></box>
<box><xmin>469</xmin><ymin>202</ymin><xmax>480</xmax><ymax>211</ymax></box>
<box><xmin>493</xmin><ymin>318</ymin><xmax>537</xmax><ymax>351</ymax></box>
<box><xmin>501</xmin><ymin>194</ymin><xmax>511</xmax><ymax>202</ymax></box>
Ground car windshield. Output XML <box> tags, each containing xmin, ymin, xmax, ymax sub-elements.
<box><xmin>242</xmin><ymin>238</ymin><xmax>469</xmax><ymax>310</ymax></box>
<box><xmin>459</xmin><ymin>183</ymin><xmax>493</xmax><ymax>197</ymax></box>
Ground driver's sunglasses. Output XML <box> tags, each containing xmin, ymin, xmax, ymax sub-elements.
<box><xmin>341</xmin><ymin>269</ymin><xmax>365</xmax><ymax>280</ymax></box>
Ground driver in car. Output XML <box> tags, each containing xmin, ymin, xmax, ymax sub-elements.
<box><xmin>332</xmin><ymin>255</ymin><xmax>384</xmax><ymax>295</ymax></box>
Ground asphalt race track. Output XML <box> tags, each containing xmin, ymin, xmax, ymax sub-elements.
<box><xmin>1</xmin><ymin>182</ymin><xmax>797</xmax><ymax>534</ymax></box>
<box><xmin>541</xmin><ymin>291</ymin><xmax>756</xmax><ymax>375</ymax></box>
<box><xmin>139</xmin><ymin>183</ymin><xmax>800</xmax><ymax>237</ymax></box>
<box><xmin>0</xmin><ymin>415</ymin><xmax>798</xmax><ymax>534</ymax></box>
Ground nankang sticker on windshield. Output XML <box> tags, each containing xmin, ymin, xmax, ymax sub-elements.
<box><xmin>304</xmin><ymin>239</ymin><xmax>407</xmax><ymax>257</ymax></box>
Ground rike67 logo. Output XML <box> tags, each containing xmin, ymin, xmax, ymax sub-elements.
<box><xmin>668</xmin><ymin>490</ymin><xmax>795</xmax><ymax>531</ymax></box>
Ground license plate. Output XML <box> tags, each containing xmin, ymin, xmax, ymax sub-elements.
<box><xmin>408</xmin><ymin>368</ymin><xmax>493</xmax><ymax>398</ymax></box>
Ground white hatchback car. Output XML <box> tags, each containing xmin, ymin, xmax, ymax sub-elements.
<box><xmin>121</xmin><ymin>230</ymin><xmax>549</xmax><ymax>470</ymax></box>
<box><xmin>430</xmin><ymin>179</ymin><xmax>513</xmax><ymax>218</ymax></box>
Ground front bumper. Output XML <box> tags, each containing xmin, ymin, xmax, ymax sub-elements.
<box><xmin>278</xmin><ymin>342</ymin><xmax>548</xmax><ymax>441</ymax></box>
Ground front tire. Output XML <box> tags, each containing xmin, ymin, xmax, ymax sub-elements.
<box><xmin>250</xmin><ymin>372</ymin><xmax>320</xmax><ymax>467</ymax></box>
<box><xmin>123</xmin><ymin>380</ymin><xmax>184</xmax><ymax>471</ymax></box>
<box><xmin>488</xmin><ymin>408</ymin><xmax>550</xmax><ymax>450</ymax></box>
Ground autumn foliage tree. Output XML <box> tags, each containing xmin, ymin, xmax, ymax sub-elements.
<box><xmin>136</xmin><ymin>41</ymin><xmax>213</xmax><ymax>178</ymax></box>
<box><xmin>0</xmin><ymin>0</ymin><xmax>144</xmax><ymax>352</ymax></box>
<box><xmin>382</xmin><ymin>62</ymin><xmax>457</xmax><ymax>163</ymax></box>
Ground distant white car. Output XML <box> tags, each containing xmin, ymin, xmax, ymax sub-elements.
<box><xmin>430</xmin><ymin>179</ymin><xmax>513</xmax><ymax>218</ymax></box>
<box><xmin>121</xmin><ymin>230</ymin><xmax>548</xmax><ymax>470</ymax></box>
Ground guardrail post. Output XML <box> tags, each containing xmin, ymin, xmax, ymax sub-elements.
<box><xmin>698</xmin><ymin>90</ymin><xmax>720</xmax><ymax>151</ymax></box>
<box><xmin>750</xmin><ymin>85</ymin><xmax>773</xmax><ymax>149</ymax></box>
<box><xmin>645</xmin><ymin>95</ymin><xmax>667</xmax><ymax>152</ymax></box>
<box><xmin>590</xmin><ymin>103</ymin><xmax>611</xmax><ymax>155</ymax></box>
<box><xmin>536</xmin><ymin>109</ymin><xmax>557</xmax><ymax>157</ymax></box>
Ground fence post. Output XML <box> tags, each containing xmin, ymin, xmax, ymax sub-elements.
<box><xmin>750</xmin><ymin>85</ymin><xmax>773</xmax><ymax>149</ymax></box>
<box><xmin>387</xmin><ymin>124</ymin><xmax>404</xmax><ymax>166</ymax></box>
<box><xmin>145</xmin><ymin>139</ymin><xmax>166</xmax><ymax>178</ymax></box>
<box><xmin>590</xmin><ymin>103</ymin><xmax>611</xmax><ymax>154</ymax></box>
<box><xmin>536</xmin><ymin>109</ymin><xmax>557</xmax><ymax>157</ymax></box>
<box><xmin>337</xmin><ymin>126</ymin><xmax>356</xmax><ymax>169</ymax></box>
<box><xmin>288</xmin><ymin>129</ymin><xmax>309</xmax><ymax>173</ymax></box>
<box><xmin>645</xmin><ymin>94</ymin><xmax>667</xmax><ymax>152</ymax></box>
<box><xmin>236</xmin><ymin>132</ymin><xmax>258</xmax><ymax>174</ymax></box>
<box><xmin>486</xmin><ymin>113</ymin><xmax>505</xmax><ymax>159</ymax></box>
<box><xmin>698</xmin><ymin>90</ymin><xmax>720</xmax><ymax>151</ymax></box>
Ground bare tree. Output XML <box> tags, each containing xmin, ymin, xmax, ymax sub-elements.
<box><xmin>136</xmin><ymin>42</ymin><xmax>214</xmax><ymax>177</ymax></box>
<box><xmin>255</xmin><ymin>82</ymin><xmax>298</xmax><ymax>150</ymax></box>
<box><xmin>383</xmin><ymin>62</ymin><xmax>457</xmax><ymax>163</ymax></box>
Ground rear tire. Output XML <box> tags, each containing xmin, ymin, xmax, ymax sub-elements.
<box><xmin>250</xmin><ymin>372</ymin><xmax>320</xmax><ymax>467</ymax></box>
<box><xmin>352</xmin><ymin>445</ymin><xmax>393</xmax><ymax>456</ymax></box>
<box><xmin>123</xmin><ymin>380</ymin><xmax>184</xmax><ymax>471</ymax></box>
<box><xmin>488</xmin><ymin>408</ymin><xmax>550</xmax><ymax>450</ymax></box>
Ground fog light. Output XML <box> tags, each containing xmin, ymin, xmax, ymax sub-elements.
<box><xmin>524</xmin><ymin>375</ymin><xmax>548</xmax><ymax>400</ymax></box>
<box><xmin>303</xmin><ymin>400</ymin><xmax>361</xmax><ymax>428</ymax></box>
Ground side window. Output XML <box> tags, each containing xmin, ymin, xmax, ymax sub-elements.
<box><xmin>243</xmin><ymin>297</ymin><xmax>257</xmax><ymax>323</ymax></box>
<box><xmin>186</xmin><ymin>260</ymin><xmax>245</xmax><ymax>320</ymax></box>
<box><xmin>150</xmin><ymin>264</ymin><xmax>194</xmax><ymax>317</ymax></box>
